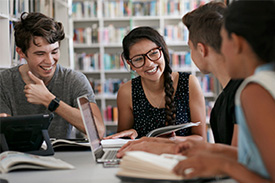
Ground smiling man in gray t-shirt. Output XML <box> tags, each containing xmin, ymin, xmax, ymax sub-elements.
<box><xmin>0</xmin><ymin>12</ymin><xmax>105</xmax><ymax>139</ymax></box>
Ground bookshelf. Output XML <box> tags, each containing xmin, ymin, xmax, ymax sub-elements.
<box><xmin>72</xmin><ymin>0</ymin><xmax>219</xmax><ymax>138</ymax></box>
<box><xmin>0</xmin><ymin>0</ymin><xmax>74</xmax><ymax>69</ymax></box>
<box><xmin>0</xmin><ymin>0</ymin><xmax>16</xmax><ymax>69</ymax></box>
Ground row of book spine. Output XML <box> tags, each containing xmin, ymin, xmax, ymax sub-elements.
<box><xmin>74</xmin><ymin>52</ymin><xmax>126</xmax><ymax>71</ymax></box>
<box><xmin>73</xmin><ymin>25</ymin><xmax>187</xmax><ymax>45</ymax></box>
<box><xmin>88</xmin><ymin>78</ymin><xmax>101</xmax><ymax>95</ymax></box>
<box><xmin>88</xmin><ymin>77</ymin><xmax>128</xmax><ymax>95</ymax></box>
<box><xmin>164</xmin><ymin>23</ymin><xmax>188</xmax><ymax>43</ymax></box>
<box><xmin>103</xmin><ymin>0</ymin><xmax>131</xmax><ymax>18</ymax></box>
<box><xmin>132</xmin><ymin>1</ymin><xmax>158</xmax><ymax>16</ymax></box>
<box><xmin>104</xmin><ymin>105</ymin><xmax>118</xmax><ymax>123</ymax></box>
<box><xmin>104</xmin><ymin>78</ymin><xmax>128</xmax><ymax>95</ymax></box>
<box><xmin>71</xmin><ymin>0</ymin><xmax>208</xmax><ymax>18</ymax></box>
<box><xmin>73</xmin><ymin>24</ymin><xmax>99</xmax><ymax>44</ymax></box>
<box><xmin>74</xmin><ymin>52</ymin><xmax>100</xmax><ymax>71</ymax></box>
<box><xmin>72</xmin><ymin>1</ymin><xmax>97</xmax><ymax>19</ymax></box>
<box><xmin>101</xmin><ymin>25</ymin><xmax>130</xmax><ymax>44</ymax></box>
<box><xmin>9</xmin><ymin>0</ymin><xmax>55</xmax><ymax>18</ymax></box>
<box><xmin>169</xmin><ymin>51</ymin><xmax>192</xmax><ymax>68</ymax></box>
<box><xmin>197</xmin><ymin>75</ymin><xmax>215</xmax><ymax>93</ymax></box>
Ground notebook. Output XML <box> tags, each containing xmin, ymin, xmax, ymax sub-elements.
<box><xmin>77</xmin><ymin>95</ymin><xmax>120</xmax><ymax>163</ymax></box>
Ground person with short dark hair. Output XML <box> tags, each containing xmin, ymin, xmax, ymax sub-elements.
<box><xmin>182</xmin><ymin>1</ymin><xmax>243</xmax><ymax>146</ymax></box>
<box><xmin>0</xmin><ymin>12</ymin><xmax>105</xmax><ymax>139</ymax></box>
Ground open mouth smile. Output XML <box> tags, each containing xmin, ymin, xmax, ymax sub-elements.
<box><xmin>146</xmin><ymin>66</ymin><xmax>158</xmax><ymax>73</ymax></box>
<box><xmin>40</xmin><ymin>66</ymin><xmax>53</xmax><ymax>71</ymax></box>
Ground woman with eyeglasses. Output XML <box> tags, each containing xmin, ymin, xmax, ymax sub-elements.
<box><xmin>105</xmin><ymin>26</ymin><xmax>206</xmax><ymax>141</ymax></box>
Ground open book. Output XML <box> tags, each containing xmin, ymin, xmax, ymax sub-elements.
<box><xmin>49</xmin><ymin>138</ymin><xmax>132</xmax><ymax>151</ymax></box>
<box><xmin>116</xmin><ymin>151</ymin><xmax>227</xmax><ymax>182</ymax></box>
<box><xmin>0</xmin><ymin>151</ymin><xmax>74</xmax><ymax>173</ymax></box>
<box><xmin>116</xmin><ymin>151</ymin><xmax>188</xmax><ymax>181</ymax></box>
<box><xmin>101</xmin><ymin>139</ymin><xmax>133</xmax><ymax>148</ymax></box>
<box><xmin>146</xmin><ymin>122</ymin><xmax>200</xmax><ymax>137</ymax></box>
<box><xmin>50</xmin><ymin>138</ymin><xmax>90</xmax><ymax>151</ymax></box>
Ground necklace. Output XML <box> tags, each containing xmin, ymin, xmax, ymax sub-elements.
<box><xmin>145</xmin><ymin>89</ymin><xmax>165</xmax><ymax>109</ymax></box>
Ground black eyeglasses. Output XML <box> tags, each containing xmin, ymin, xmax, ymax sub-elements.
<box><xmin>122</xmin><ymin>47</ymin><xmax>162</xmax><ymax>68</ymax></box>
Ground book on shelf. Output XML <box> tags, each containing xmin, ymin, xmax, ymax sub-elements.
<box><xmin>169</xmin><ymin>51</ymin><xmax>191</xmax><ymax>69</ymax></box>
<box><xmin>146</xmin><ymin>122</ymin><xmax>200</xmax><ymax>137</ymax></box>
<box><xmin>116</xmin><ymin>151</ymin><xmax>228</xmax><ymax>182</ymax></box>
<box><xmin>74</xmin><ymin>52</ymin><xmax>100</xmax><ymax>71</ymax></box>
<box><xmin>197</xmin><ymin>75</ymin><xmax>215</xmax><ymax>93</ymax></box>
<box><xmin>72</xmin><ymin>1</ymin><xmax>97</xmax><ymax>19</ymax></box>
<box><xmin>103</xmin><ymin>1</ymin><xmax>131</xmax><ymax>17</ymax></box>
<box><xmin>104</xmin><ymin>78</ymin><xmax>128</xmax><ymax>95</ymax></box>
<box><xmin>104</xmin><ymin>105</ymin><xmax>118</xmax><ymax>123</ymax></box>
<box><xmin>0</xmin><ymin>151</ymin><xmax>74</xmax><ymax>174</ymax></box>
<box><xmin>73</xmin><ymin>25</ymin><xmax>98</xmax><ymax>45</ymax></box>
<box><xmin>132</xmin><ymin>1</ymin><xmax>158</xmax><ymax>16</ymax></box>
<box><xmin>88</xmin><ymin>78</ymin><xmax>101</xmax><ymax>95</ymax></box>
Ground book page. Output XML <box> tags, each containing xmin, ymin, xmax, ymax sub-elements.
<box><xmin>123</xmin><ymin>151</ymin><xmax>186</xmax><ymax>171</ymax></box>
<box><xmin>146</xmin><ymin>122</ymin><xmax>200</xmax><ymax>137</ymax></box>
<box><xmin>0</xmin><ymin>151</ymin><xmax>74</xmax><ymax>173</ymax></box>
<box><xmin>101</xmin><ymin>139</ymin><xmax>133</xmax><ymax>148</ymax></box>
<box><xmin>51</xmin><ymin>139</ymin><xmax>90</xmax><ymax>148</ymax></box>
<box><xmin>117</xmin><ymin>151</ymin><xmax>186</xmax><ymax>180</ymax></box>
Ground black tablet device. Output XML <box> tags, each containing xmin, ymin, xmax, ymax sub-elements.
<box><xmin>0</xmin><ymin>113</ymin><xmax>54</xmax><ymax>156</ymax></box>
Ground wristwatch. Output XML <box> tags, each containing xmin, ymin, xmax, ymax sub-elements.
<box><xmin>48</xmin><ymin>97</ymin><xmax>60</xmax><ymax>112</ymax></box>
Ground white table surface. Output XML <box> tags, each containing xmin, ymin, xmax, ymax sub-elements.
<box><xmin>0</xmin><ymin>151</ymin><xmax>238</xmax><ymax>183</ymax></box>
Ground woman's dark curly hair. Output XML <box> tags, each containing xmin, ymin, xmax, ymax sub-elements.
<box><xmin>122</xmin><ymin>26</ymin><xmax>176</xmax><ymax>125</ymax></box>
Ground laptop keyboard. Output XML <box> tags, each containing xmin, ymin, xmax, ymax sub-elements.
<box><xmin>103</xmin><ymin>150</ymin><xmax>119</xmax><ymax>160</ymax></box>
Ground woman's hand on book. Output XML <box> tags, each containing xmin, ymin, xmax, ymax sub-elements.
<box><xmin>103</xmin><ymin>129</ymin><xmax>138</xmax><ymax>140</ymax></box>
<box><xmin>175</xmin><ymin>138</ymin><xmax>210</xmax><ymax>157</ymax></box>
<box><xmin>117</xmin><ymin>138</ymin><xmax>177</xmax><ymax>158</ymax></box>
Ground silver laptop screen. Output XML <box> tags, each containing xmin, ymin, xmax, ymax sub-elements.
<box><xmin>78</xmin><ymin>97</ymin><xmax>101</xmax><ymax>151</ymax></box>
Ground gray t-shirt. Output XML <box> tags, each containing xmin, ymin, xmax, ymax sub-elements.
<box><xmin>0</xmin><ymin>64</ymin><xmax>96</xmax><ymax>138</ymax></box>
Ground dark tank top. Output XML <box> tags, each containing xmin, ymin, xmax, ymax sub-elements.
<box><xmin>132</xmin><ymin>72</ymin><xmax>191</xmax><ymax>138</ymax></box>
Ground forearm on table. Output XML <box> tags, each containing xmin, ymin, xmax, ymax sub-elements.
<box><xmin>54</xmin><ymin>101</ymin><xmax>85</xmax><ymax>133</ymax></box>
<box><xmin>94</xmin><ymin>115</ymin><xmax>105</xmax><ymax>139</ymax></box>
<box><xmin>173</xmin><ymin>134</ymin><xmax>205</xmax><ymax>143</ymax></box>
<box><xmin>209</xmin><ymin>143</ymin><xmax>238</xmax><ymax>159</ymax></box>
<box><xmin>223</xmin><ymin>159</ymin><xmax>271</xmax><ymax>183</ymax></box>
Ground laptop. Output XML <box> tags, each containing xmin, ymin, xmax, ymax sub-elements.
<box><xmin>77</xmin><ymin>95</ymin><xmax>120</xmax><ymax>163</ymax></box>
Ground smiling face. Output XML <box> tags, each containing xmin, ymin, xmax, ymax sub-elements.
<box><xmin>129</xmin><ymin>39</ymin><xmax>165</xmax><ymax>82</ymax></box>
<box><xmin>18</xmin><ymin>36</ymin><xmax>60</xmax><ymax>83</ymax></box>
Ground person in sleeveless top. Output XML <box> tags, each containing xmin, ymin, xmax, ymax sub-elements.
<box><xmin>105</xmin><ymin>26</ymin><xmax>206</xmax><ymax>141</ymax></box>
<box><xmin>172</xmin><ymin>1</ymin><xmax>275</xmax><ymax>182</ymax></box>
<box><xmin>116</xmin><ymin>1</ymin><xmax>243</xmax><ymax>158</ymax></box>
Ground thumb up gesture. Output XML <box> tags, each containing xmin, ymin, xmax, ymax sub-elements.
<box><xmin>24</xmin><ymin>71</ymin><xmax>55</xmax><ymax>106</ymax></box>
